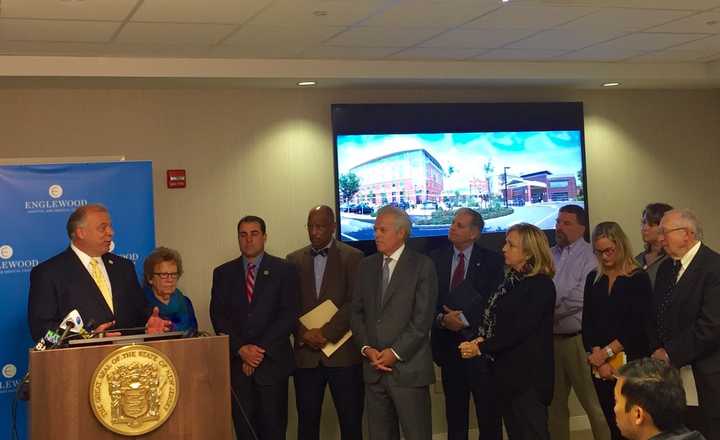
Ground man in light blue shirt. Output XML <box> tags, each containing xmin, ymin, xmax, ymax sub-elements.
<box><xmin>548</xmin><ymin>205</ymin><xmax>611</xmax><ymax>440</ymax></box>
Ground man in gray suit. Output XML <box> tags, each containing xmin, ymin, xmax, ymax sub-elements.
<box><xmin>350</xmin><ymin>205</ymin><xmax>438</xmax><ymax>440</ymax></box>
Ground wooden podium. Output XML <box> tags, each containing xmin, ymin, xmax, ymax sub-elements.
<box><xmin>29</xmin><ymin>335</ymin><xmax>233</xmax><ymax>439</ymax></box>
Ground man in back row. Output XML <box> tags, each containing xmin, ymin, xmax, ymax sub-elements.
<box><xmin>287</xmin><ymin>205</ymin><xmax>364</xmax><ymax>440</ymax></box>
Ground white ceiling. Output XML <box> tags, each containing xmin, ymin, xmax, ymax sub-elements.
<box><xmin>1</xmin><ymin>0</ymin><xmax>720</xmax><ymax>88</ymax></box>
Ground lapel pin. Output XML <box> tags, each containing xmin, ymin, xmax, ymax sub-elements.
<box><xmin>263</xmin><ymin>270</ymin><xmax>269</xmax><ymax>276</ymax></box>
<box><xmin>108</xmin><ymin>259</ymin><xmax>114</xmax><ymax>265</ymax></box>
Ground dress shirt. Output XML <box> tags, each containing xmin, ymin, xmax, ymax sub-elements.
<box><xmin>311</xmin><ymin>240</ymin><xmax>333</xmax><ymax>297</ymax></box>
<box><xmin>450</xmin><ymin>245</ymin><xmax>473</xmax><ymax>288</ymax></box>
<box><xmin>71</xmin><ymin>243</ymin><xmax>113</xmax><ymax>297</ymax></box>
<box><xmin>551</xmin><ymin>239</ymin><xmax>597</xmax><ymax>334</ymax></box>
<box><xmin>677</xmin><ymin>241</ymin><xmax>702</xmax><ymax>282</ymax></box>
<box><xmin>242</xmin><ymin>253</ymin><xmax>264</xmax><ymax>274</ymax></box>
<box><xmin>361</xmin><ymin>244</ymin><xmax>406</xmax><ymax>361</ymax></box>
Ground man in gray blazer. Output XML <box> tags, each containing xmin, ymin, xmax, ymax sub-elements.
<box><xmin>350</xmin><ymin>205</ymin><xmax>439</xmax><ymax>440</ymax></box>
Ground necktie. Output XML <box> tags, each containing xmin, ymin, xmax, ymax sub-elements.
<box><xmin>656</xmin><ymin>259</ymin><xmax>682</xmax><ymax>343</ymax></box>
<box><xmin>381</xmin><ymin>257</ymin><xmax>391</xmax><ymax>303</ymax></box>
<box><xmin>451</xmin><ymin>253</ymin><xmax>465</xmax><ymax>290</ymax></box>
<box><xmin>311</xmin><ymin>248</ymin><xmax>328</xmax><ymax>257</ymax></box>
<box><xmin>246</xmin><ymin>263</ymin><xmax>256</xmax><ymax>303</ymax></box>
<box><xmin>89</xmin><ymin>258</ymin><xmax>113</xmax><ymax>313</ymax></box>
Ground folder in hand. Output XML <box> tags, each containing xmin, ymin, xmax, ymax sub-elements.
<box><xmin>299</xmin><ymin>299</ymin><xmax>352</xmax><ymax>357</ymax></box>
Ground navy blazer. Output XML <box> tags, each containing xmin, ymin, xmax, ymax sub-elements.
<box><xmin>650</xmin><ymin>244</ymin><xmax>720</xmax><ymax>376</ymax></box>
<box><xmin>210</xmin><ymin>253</ymin><xmax>299</xmax><ymax>385</ymax></box>
<box><xmin>28</xmin><ymin>247</ymin><xmax>147</xmax><ymax>341</ymax></box>
<box><xmin>480</xmin><ymin>273</ymin><xmax>556</xmax><ymax>405</ymax></box>
<box><xmin>429</xmin><ymin>243</ymin><xmax>505</xmax><ymax>368</ymax></box>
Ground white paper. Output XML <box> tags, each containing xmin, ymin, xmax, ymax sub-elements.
<box><xmin>680</xmin><ymin>365</ymin><xmax>699</xmax><ymax>406</ymax></box>
<box><xmin>299</xmin><ymin>299</ymin><xmax>352</xmax><ymax>357</ymax></box>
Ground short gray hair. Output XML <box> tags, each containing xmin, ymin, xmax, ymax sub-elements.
<box><xmin>455</xmin><ymin>208</ymin><xmax>485</xmax><ymax>233</ymax></box>
<box><xmin>66</xmin><ymin>203</ymin><xmax>108</xmax><ymax>240</ymax></box>
<box><xmin>376</xmin><ymin>205</ymin><xmax>411</xmax><ymax>240</ymax></box>
<box><xmin>664</xmin><ymin>208</ymin><xmax>703</xmax><ymax>240</ymax></box>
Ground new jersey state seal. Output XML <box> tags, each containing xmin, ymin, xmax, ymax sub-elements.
<box><xmin>90</xmin><ymin>344</ymin><xmax>179</xmax><ymax>436</ymax></box>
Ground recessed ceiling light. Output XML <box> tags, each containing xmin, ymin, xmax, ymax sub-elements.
<box><xmin>297</xmin><ymin>81</ymin><xmax>317</xmax><ymax>87</ymax></box>
<box><xmin>602</xmin><ymin>82</ymin><xmax>621</xmax><ymax>87</ymax></box>
<box><xmin>313</xmin><ymin>10</ymin><xmax>328</xmax><ymax>16</ymax></box>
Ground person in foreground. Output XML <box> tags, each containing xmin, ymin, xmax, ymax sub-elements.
<box><xmin>350</xmin><ymin>205</ymin><xmax>438</xmax><ymax>440</ymax></box>
<box><xmin>142</xmin><ymin>246</ymin><xmax>197</xmax><ymax>333</ymax></box>
<box><xmin>583</xmin><ymin>222</ymin><xmax>653</xmax><ymax>439</ymax></box>
<box><xmin>459</xmin><ymin>223</ymin><xmax>556</xmax><ymax>440</ymax></box>
<box><xmin>28</xmin><ymin>203</ymin><xmax>170</xmax><ymax>341</ymax></box>
<box><xmin>614</xmin><ymin>358</ymin><xmax>706</xmax><ymax>440</ymax></box>
<box><xmin>210</xmin><ymin>215</ymin><xmax>298</xmax><ymax>440</ymax></box>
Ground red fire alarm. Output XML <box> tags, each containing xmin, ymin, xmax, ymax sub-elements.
<box><xmin>166</xmin><ymin>169</ymin><xmax>187</xmax><ymax>189</ymax></box>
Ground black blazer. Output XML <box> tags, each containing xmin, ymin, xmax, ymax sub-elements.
<box><xmin>582</xmin><ymin>270</ymin><xmax>653</xmax><ymax>361</ymax></box>
<box><xmin>350</xmin><ymin>246</ymin><xmax>438</xmax><ymax>387</ymax></box>
<box><xmin>479</xmin><ymin>273</ymin><xmax>556</xmax><ymax>405</ymax></box>
<box><xmin>430</xmin><ymin>243</ymin><xmax>504</xmax><ymax>368</ymax></box>
<box><xmin>650</xmin><ymin>244</ymin><xmax>720</xmax><ymax>375</ymax></box>
<box><xmin>28</xmin><ymin>248</ymin><xmax>147</xmax><ymax>341</ymax></box>
<box><xmin>209</xmin><ymin>253</ymin><xmax>299</xmax><ymax>385</ymax></box>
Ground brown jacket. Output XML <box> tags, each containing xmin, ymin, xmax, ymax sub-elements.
<box><xmin>287</xmin><ymin>240</ymin><xmax>363</xmax><ymax>368</ymax></box>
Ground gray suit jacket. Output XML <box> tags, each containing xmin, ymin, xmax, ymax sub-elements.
<box><xmin>350</xmin><ymin>246</ymin><xmax>438</xmax><ymax>387</ymax></box>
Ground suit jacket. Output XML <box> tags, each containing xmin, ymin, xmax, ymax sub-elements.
<box><xmin>429</xmin><ymin>243</ymin><xmax>504</xmax><ymax>368</ymax></box>
<box><xmin>480</xmin><ymin>273</ymin><xmax>556</xmax><ymax>405</ymax></box>
<box><xmin>287</xmin><ymin>240</ymin><xmax>363</xmax><ymax>368</ymax></box>
<box><xmin>650</xmin><ymin>244</ymin><xmax>720</xmax><ymax>376</ymax></box>
<box><xmin>209</xmin><ymin>253</ymin><xmax>298</xmax><ymax>385</ymax></box>
<box><xmin>350</xmin><ymin>246</ymin><xmax>438</xmax><ymax>387</ymax></box>
<box><xmin>28</xmin><ymin>247</ymin><xmax>147</xmax><ymax>341</ymax></box>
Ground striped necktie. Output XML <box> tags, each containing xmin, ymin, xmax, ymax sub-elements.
<box><xmin>246</xmin><ymin>263</ymin><xmax>256</xmax><ymax>303</ymax></box>
<box><xmin>89</xmin><ymin>258</ymin><xmax>113</xmax><ymax>313</ymax></box>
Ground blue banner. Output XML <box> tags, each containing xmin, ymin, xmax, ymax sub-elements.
<box><xmin>0</xmin><ymin>161</ymin><xmax>155</xmax><ymax>439</ymax></box>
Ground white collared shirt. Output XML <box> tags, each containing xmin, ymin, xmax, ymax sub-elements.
<box><xmin>677</xmin><ymin>241</ymin><xmax>702</xmax><ymax>282</ymax></box>
<box><xmin>383</xmin><ymin>244</ymin><xmax>406</xmax><ymax>282</ymax></box>
<box><xmin>71</xmin><ymin>243</ymin><xmax>113</xmax><ymax>297</ymax></box>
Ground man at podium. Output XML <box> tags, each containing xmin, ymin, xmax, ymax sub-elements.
<box><xmin>27</xmin><ymin>204</ymin><xmax>170</xmax><ymax>342</ymax></box>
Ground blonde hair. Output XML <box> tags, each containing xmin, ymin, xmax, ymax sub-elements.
<box><xmin>591</xmin><ymin>221</ymin><xmax>639</xmax><ymax>278</ymax></box>
<box><xmin>508</xmin><ymin>223</ymin><xmax>555</xmax><ymax>278</ymax></box>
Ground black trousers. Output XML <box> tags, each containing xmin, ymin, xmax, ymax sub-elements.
<box><xmin>441</xmin><ymin>362</ymin><xmax>502</xmax><ymax>440</ymax></box>
<box><xmin>695</xmin><ymin>371</ymin><xmax>720</xmax><ymax>440</ymax></box>
<box><xmin>592</xmin><ymin>377</ymin><xmax>626</xmax><ymax>440</ymax></box>
<box><xmin>231</xmin><ymin>370</ymin><xmax>289</xmax><ymax>440</ymax></box>
<box><xmin>294</xmin><ymin>364</ymin><xmax>364</xmax><ymax>440</ymax></box>
<box><xmin>501</xmin><ymin>388</ymin><xmax>550</xmax><ymax>440</ymax></box>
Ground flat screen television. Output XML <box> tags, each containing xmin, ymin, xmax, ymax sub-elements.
<box><xmin>332</xmin><ymin>103</ymin><xmax>587</xmax><ymax>253</ymax></box>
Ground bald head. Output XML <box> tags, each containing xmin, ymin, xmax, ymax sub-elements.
<box><xmin>307</xmin><ymin>205</ymin><xmax>336</xmax><ymax>249</ymax></box>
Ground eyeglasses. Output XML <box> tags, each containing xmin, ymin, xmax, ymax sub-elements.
<box><xmin>659</xmin><ymin>226</ymin><xmax>686</xmax><ymax>236</ymax></box>
<box><xmin>153</xmin><ymin>272</ymin><xmax>179</xmax><ymax>279</ymax></box>
<box><xmin>593</xmin><ymin>247</ymin><xmax>616</xmax><ymax>257</ymax></box>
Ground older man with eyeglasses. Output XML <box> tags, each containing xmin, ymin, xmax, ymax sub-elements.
<box><xmin>650</xmin><ymin>209</ymin><xmax>720</xmax><ymax>440</ymax></box>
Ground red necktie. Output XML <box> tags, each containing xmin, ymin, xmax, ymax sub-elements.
<box><xmin>451</xmin><ymin>253</ymin><xmax>465</xmax><ymax>290</ymax></box>
<box><xmin>246</xmin><ymin>263</ymin><xmax>256</xmax><ymax>303</ymax></box>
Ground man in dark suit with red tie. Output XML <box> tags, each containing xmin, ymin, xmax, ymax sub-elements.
<box><xmin>210</xmin><ymin>215</ymin><xmax>298</xmax><ymax>440</ymax></box>
<box><xmin>650</xmin><ymin>209</ymin><xmax>720</xmax><ymax>439</ymax></box>
<box><xmin>430</xmin><ymin>208</ymin><xmax>505</xmax><ymax>440</ymax></box>
<box><xmin>287</xmin><ymin>205</ymin><xmax>364</xmax><ymax>440</ymax></box>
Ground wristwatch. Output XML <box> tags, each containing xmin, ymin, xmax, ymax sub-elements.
<box><xmin>605</xmin><ymin>347</ymin><xmax>615</xmax><ymax>359</ymax></box>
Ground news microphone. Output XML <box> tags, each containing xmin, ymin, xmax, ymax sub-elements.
<box><xmin>33</xmin><ymin>309</ymin><xmax>87</xmax><ymax>351</ymax></box>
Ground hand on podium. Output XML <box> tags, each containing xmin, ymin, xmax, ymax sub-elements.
<box><xmin>95</xmin><ymin>320</ymin><xmax>121</xmax><ymax>337</ymax></box>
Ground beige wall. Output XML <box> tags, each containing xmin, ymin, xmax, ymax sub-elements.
<box><xmin>2</xmin><ymin>85</ymin><xmax>719</xmax><ymax>437</ymax></box>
